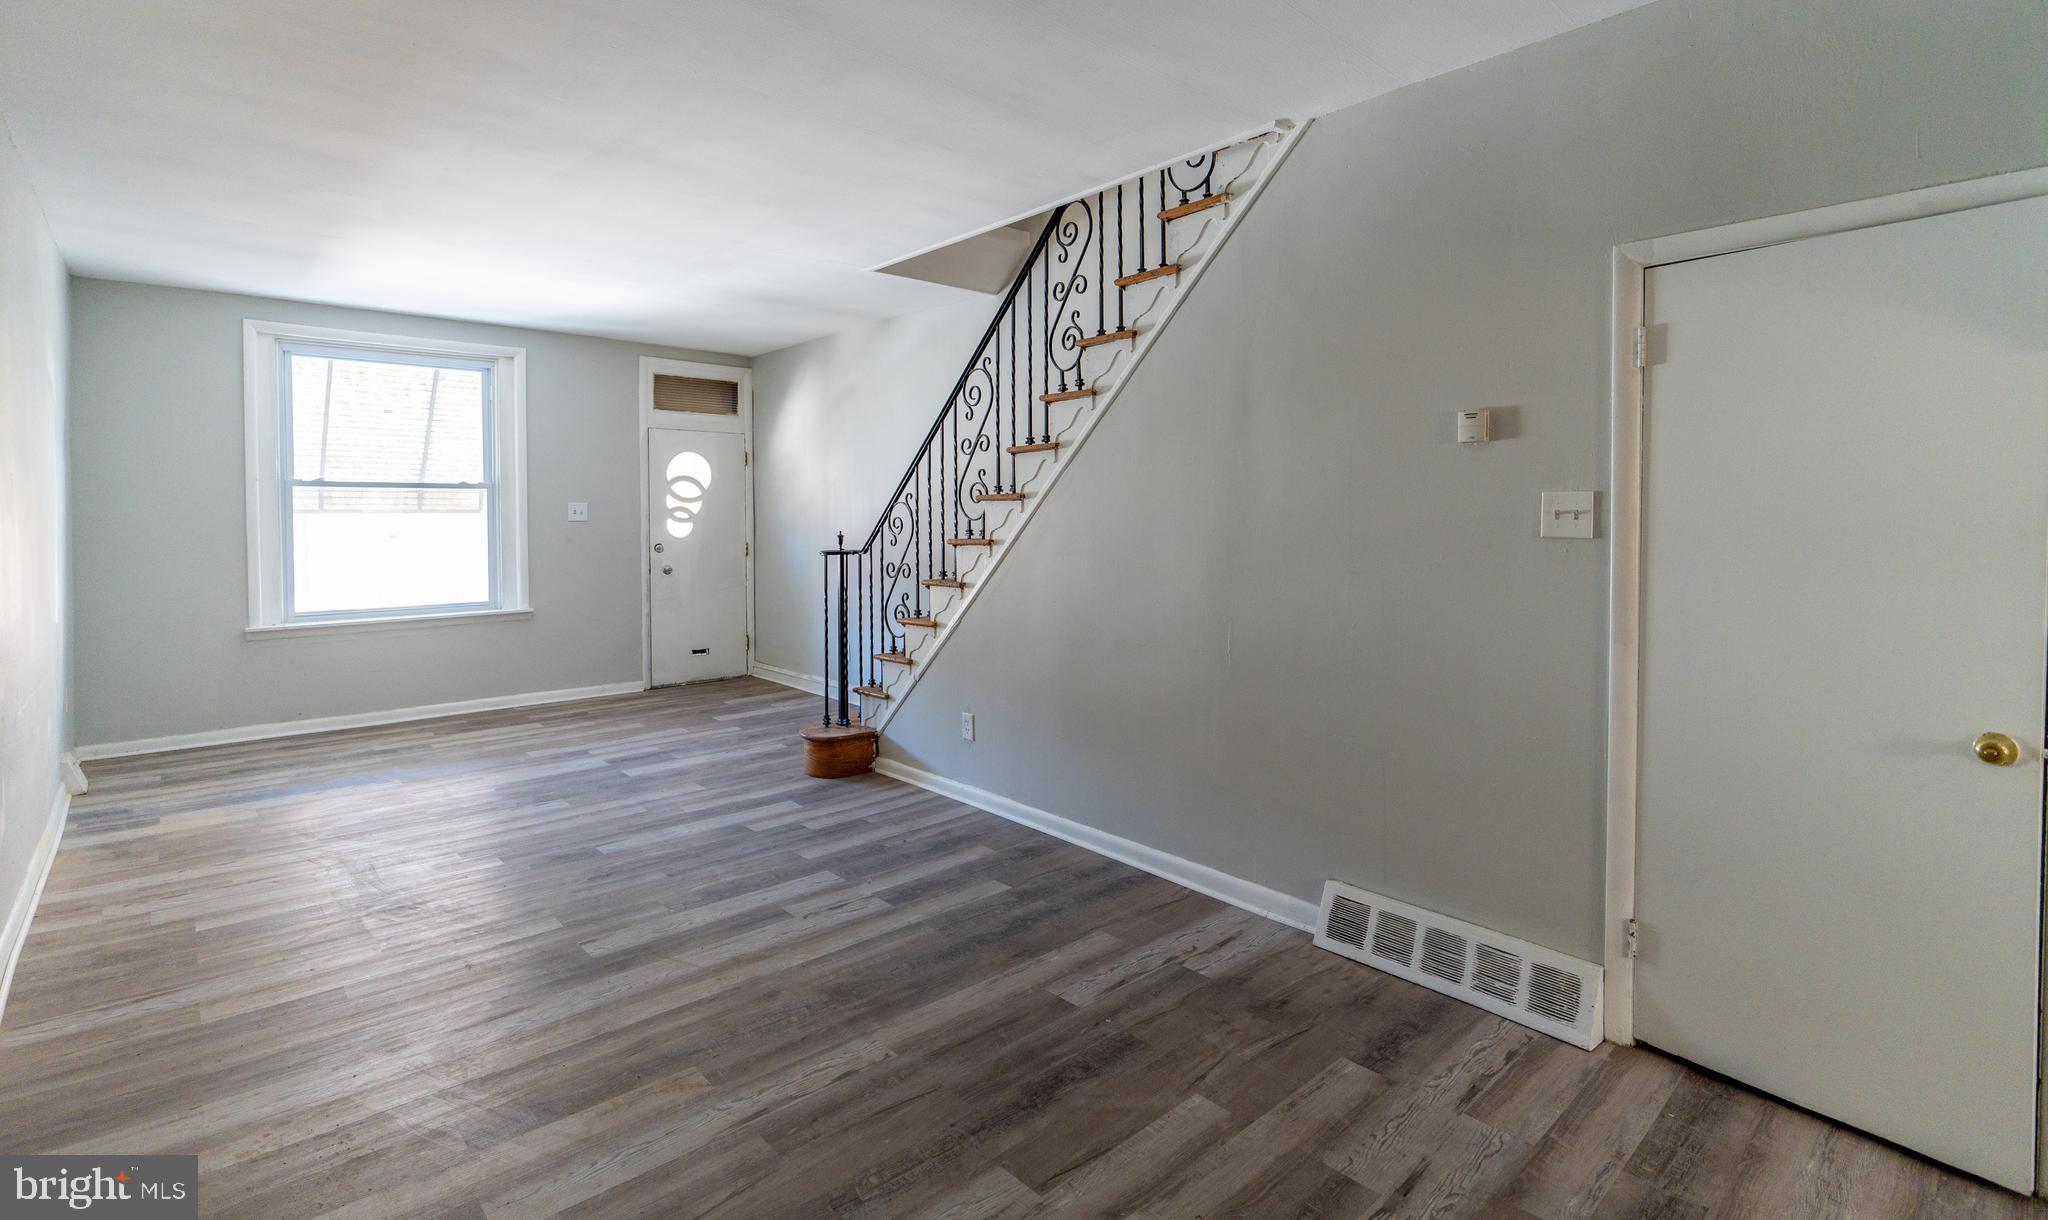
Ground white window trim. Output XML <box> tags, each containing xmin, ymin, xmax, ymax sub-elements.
<box><xmin>243</xmin><ymin>319</ymin><xmax>530</xmax><ymax>635</ymax></box>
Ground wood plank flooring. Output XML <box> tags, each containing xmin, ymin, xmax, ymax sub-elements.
<box><xmin>0</xmin><ymin>677</ymin><xmax>2036</xmax><ymax>1217</ymax></box>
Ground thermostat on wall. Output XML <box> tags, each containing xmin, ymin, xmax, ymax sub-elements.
<box><xmin>1457</xmin><ymin>409</ymin><xmax>1491</xmax><ymax>444</ymax></box>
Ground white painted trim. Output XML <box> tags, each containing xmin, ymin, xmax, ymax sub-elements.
<box><xmin>0</xmin><ymin>787</ymin><xmax>68</xmax><ymax>1026</ymax></box>
<box><xmin>242</xmin><ymin>319</ymin><xmax>531</xmax><ymax>630</ymax></box>
<box><xmin>1602</xmin><ymin>245</ymin><xmax>1643</xmax><ymax>1046</ymax></box>
<box><xmin>59</xmin><ymin>753</ymin><xmax>87</xmax><ymax>797</ymax></box>
<box><xmin>74</xmin><ymin>681</ymin><xmax>643</xmax><ymax>761</ymax></box>
<box><xmin>875</xmin><ymin>757</ymin><xmax>1320</xmax><ymax>932</ymax></box>
<box><xmin>1619</xmin><ymin>167</ymin><xmax>2048</xmax><ymax>268</ymax></box>
<box><xmin>867</xmin><ymin>121</ymin><xmax>1312</xmax><ymax>732</ymax></box>
<box><xmin>244</xmin><ymin>607</ymin><xmax>533</xmax><ymax>639</ymax></box>
<box><xmin>640</xmin><ymin>357</ymin><xmax>754</xmax><ymax>690</ymax></box>
<box><xmin>749</xmin><ymin>662</ymin><xmax>824</xmax><ymax>697</ymax></box>
<box><xmin>1603</xmin><ymin>167</ymin><xmax>2048</xmax><ymax>1050</ymax></box>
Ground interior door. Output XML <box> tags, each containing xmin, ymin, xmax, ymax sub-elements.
<box><xmin>648</xmin><ymin>427</ymin><xmax>748</xmax><ymax>687</ymax></box>
<box><xmin>1635</xmin><ymin>195</ymin><xmax>2048</xmax><ymax>1192</ymax></box>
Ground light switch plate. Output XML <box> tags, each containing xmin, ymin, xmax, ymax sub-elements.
<box><xmin>1540</xmin><ymin>491</ymin><xmax>1596</xmax><ymax>538</ymax></box>
<box><xmin>567</xmin><ymin>502</ymin><xmax>589</xmax><ymax>522</ymax></box>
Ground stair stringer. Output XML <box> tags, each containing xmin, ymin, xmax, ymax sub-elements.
<box><xmin>862</xmin><ymin>118</ymin><xmax>1313</xmax><ymax>730</ymax></box>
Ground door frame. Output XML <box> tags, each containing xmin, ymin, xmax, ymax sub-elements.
<box><xmin>1603</xmin><ymin>167</ymin><xmax>2048</xmax><ymax>1055</ymax></box>
<box><xmin>638</xmin><ymin>357</ymin><xmax>754</xmax><ymax>689</ymax></box>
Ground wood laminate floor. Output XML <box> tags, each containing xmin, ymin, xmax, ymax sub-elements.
<box><xmin>0</xmin><ymin>678</ymin><xmax>2036</xmax><ymax>1218</ymax></box>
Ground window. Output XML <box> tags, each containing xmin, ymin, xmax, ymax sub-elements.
<box><xmin>244</xmin><ymin>321</ymin><xmax>527</xmax><ymax>632</ymax></box>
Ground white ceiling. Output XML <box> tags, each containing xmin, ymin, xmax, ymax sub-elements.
<box><xmin>0</xmin><ymin>0</ymin><xmax>1651</xmax><ymax>356</ymax></box>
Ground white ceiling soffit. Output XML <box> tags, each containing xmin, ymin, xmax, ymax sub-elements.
<box><xmin>0</xmin><ymin>0</ymin><xmax>1652</xmax><ymax>356</ymax></box>
<box><xmin>877</xmin><ymin>218</ymin><xmax>1045</xmax><ymax>295</ymax></box>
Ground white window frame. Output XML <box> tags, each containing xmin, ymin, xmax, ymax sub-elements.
<box><xmin>243</xmin><ymin>319</ymin><xmax>530</xmax><ymax>637</ymax></box>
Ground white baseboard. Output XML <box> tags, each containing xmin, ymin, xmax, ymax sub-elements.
<box><xmin>0</xmin><ymin>786</ymin><xmax>68</xmax><ymax>1026</ymax></box>
<box><xmin>59</xmin><ymin>752</ymin><xmax>86</xmax><ymax>796</ymax></box>
<box><xmin>873</xmin><ymin>757</ymin><xmax>1319</xmax><ymax>932</ymax></box>
<box><xmin>74</xmin><ymin>680</ymin><xmax>647</xmax><ymax>761</ymax></box>
<box><xmin>749</xmin><ymin>662</ymin><xmax>824</xmax><ymax>696</ymax></box>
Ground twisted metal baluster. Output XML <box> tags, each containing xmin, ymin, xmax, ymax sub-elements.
<box><xmin>811</xmin><ymin>556</ymin><xmax>819</xmax><ymax>728</ymax></box>
<box><xmin>1137</xmin><ymin>175</ymin><xmax>1146</xmax><ymax>272</ymax></box>
<box><xmin>1158</xmin><ymin>169</ymin><xmax>1168</xmax><ymax>266</ymax></box>
<box><xmin>1095</xmin><ymin>191</ymin><xmax>1106</xmax><ymax>336</ymax></box>
<box><xmin>1115</xmin><ymin>184</ymin><xmax>1126</xmax><ymax>330</ymax></box>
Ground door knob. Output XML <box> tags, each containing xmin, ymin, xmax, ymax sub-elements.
<box><xmin>1973</xmin><ymin>732</ymin><xmax>2021</xmax><ymax>766</ymax></box>
<box><xmin>661</xmin><ymin>565</ymin><xmax>673</xmax><ymax>576</ymax></box>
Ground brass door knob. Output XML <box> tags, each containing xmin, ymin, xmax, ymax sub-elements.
<box><xmin>1974</xmin><ymin>732</ymin><xmax>2022</xmax><ymax>766</ymax></box>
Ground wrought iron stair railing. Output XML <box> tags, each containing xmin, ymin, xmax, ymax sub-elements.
<box><xmin>817</xmin><ymin>135</ymin><xmax>1275</xmax><ymax>729</ymax></box>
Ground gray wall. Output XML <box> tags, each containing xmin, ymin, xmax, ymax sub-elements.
<box><xmin>69</xmin><ymin>279</ymin><xmax>744</xmax><ymax>746</ymax></box>
<box><xmin>752</xmin><ymin>299</ymin><xmax>994</xmax><ymax>679</ymax></box>
<box><xmin>764</xmin><ymin>0</ymin><xmax>2048</xmax><ymax>961</ymax></box>
<box><xmin>0</xmin><ymin>117</ymin><xmax>70</xmax><ymax>964</ymax></box>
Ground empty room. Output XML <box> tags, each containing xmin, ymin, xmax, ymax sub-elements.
<box><xmin>1</xmin><ymin>0</ymin><xmax>2044</xmax><ymax>1215</ymax></box>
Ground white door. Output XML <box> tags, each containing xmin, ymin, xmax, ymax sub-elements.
<box><xmin>1635</xmin><ymin>195</ymin><xmax>2048</xmax><ymax>1191</ymax></box>
<box><xmin>648</xmin><ymin>428</ymin><xmax>748</xmax><ymax>686</ymax></box>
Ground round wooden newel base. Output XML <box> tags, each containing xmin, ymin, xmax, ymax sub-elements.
<box><xmin>800</xmin><ymin>723</ymin><xmax>878</xmax><ymax>779</ymax></box>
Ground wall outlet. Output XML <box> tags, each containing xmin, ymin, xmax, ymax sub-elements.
<box><xmin>961</xmin><ymin>711</ymin><xmax>975</xmax><ymax>742</ymax></box>
<box><xmin>567</xmin><ymin>501</ymin><xmax>589</xmax><ymax>522</ymax></box>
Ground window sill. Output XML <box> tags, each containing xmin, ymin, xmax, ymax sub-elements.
<box><xmin>245</xmin><ymin>607</ymin><xmax>534</xmax><ymax>640</ymax></box>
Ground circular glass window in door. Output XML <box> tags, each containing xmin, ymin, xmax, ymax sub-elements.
<box><xmin>665</xmin><ymin>451</ymin><xmax>713</xmax><ymax>539</ymax></box>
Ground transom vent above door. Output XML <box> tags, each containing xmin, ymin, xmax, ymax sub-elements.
<box><xmin>653</xmin><ymin>374</ymin><xmax>739</xmax><ymax>416</ymax></box>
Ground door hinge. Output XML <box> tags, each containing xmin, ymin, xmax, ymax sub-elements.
<box><xmin>1625</xmin><ymin>917</ymin><xmax>1640</xmax><ymax>959</ymax></box>
<box><xmin>1632</xmin><ymin>326</ymin><xmax>1648</xmax><ymax>370</ymax></box>
<box><xmin>744</xmin><ymin>542</ymin><xmax>750</xmax><ymax>557</ymax></box>
<box><xmin>744</xmin><ymin>449</ymin><xmax>750</xmax><ymax>466</ymax></box>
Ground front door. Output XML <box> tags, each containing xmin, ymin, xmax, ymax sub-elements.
<box><xmin>1635</xmin><ymin>195</ymin><xmax>2048</xmax><ymax>1192</ymax></box>
<box><xmin>648</xmin><ymin>427</ymin><xmax>748</xmax><ymax>687</ymax></box>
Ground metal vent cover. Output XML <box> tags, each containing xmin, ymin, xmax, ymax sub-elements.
<box><xmin>1472</xmin><ymin>944</ymin><xmax>1522</xmax><ymax>1002</ymax></box>
<box><xmin>1527</xmin><ymin>963</ymin><xmax>1584</xmax><ymax>1025</ymax></box>
<box><xmin>1326</xmin><ymin>895</ymin><xmax>1370</xmax><ymax>949</ymax></box>
<box><xmin>1371</xmin><ymin>911</ymin><xmax>1418</xmax><ymax>967</ymax></box>
<box><xmin>1313</xmin><ymin>880</ymin><xmax>1603</xmax><ymax>1050</ymax></box>
<box><xmin>1420</xmin><ymin>927</ymin><xmax>1468</xmax><ymax>985</ymax></box>
<box><xmin>652</xmin><ymin>374</ymin><xmax>739</xmax><ymax>416</ymax></box>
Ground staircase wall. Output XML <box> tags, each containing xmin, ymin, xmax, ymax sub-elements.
<box><xmin>876</xmin><ymin>0</ymin><xmax>2048</xmax><ymax>962</ymax></box>
<box><xmin>752</xmin><ymin>299</ymin><xmax>992</xmax><ymax>684</ymax></box>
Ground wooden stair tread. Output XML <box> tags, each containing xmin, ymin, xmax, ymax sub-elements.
<box><xmin>1115</xmin><ymin>263</ymin><xmax>1181</xmax><ymax>288</ymax></box>
<box><xmin>974</xmin><ymin>491</ymin><xmax>1025</xmax><ymax>502</ymax></box>
<box><xmin>895</xmin><ymin>616</ymin><xmax>940</xmax><ymax>628</ymax></box>
<box><xmin>947</xmin><ymin>537</ymin><xmax>996</xmax><ymax>547</ymax></box>
<box><xmin>1007</xmin><ymin>441</ymin><xmax>1059</xmax><ymax>455</ymax></box>
<box><xmin>1075</xmin><ymin>329</ymin><xmax>1137</xmax><ymax>349</ymax></box>
<box><xmin>1157</xmin><ymin>192</ymin><xmax>1231</xmax><ymax>221</ymax></box>
<box><xmin>1039</xmin><ymin>387</ymin><xmax>1096</xmax><ymax>404</ymax></box>
<box><xmin>851</xmin><ymin>685</ymin><xmax>891</xmax><ymax>700</ymax></box>
<box><xmin>920</xmin><ymin>578</ymin><xmax>966</xmax><ymax>589</ymax></box>
<box><xmin>874</xmin><ymin>652</ymin><xmax>914</xmax><ymax>666</ymax></box>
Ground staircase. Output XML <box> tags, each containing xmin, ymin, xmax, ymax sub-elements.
<box><xmin>803</xmin><ymin>122</ymin><xmax>1305</xmax><ymax>769</ymax></box>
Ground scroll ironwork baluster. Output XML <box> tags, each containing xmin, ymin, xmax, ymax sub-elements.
<box><xmin>807</xmin><ymin>138</ymin><xmax>1261</xmax><ymax>736</ymax></box>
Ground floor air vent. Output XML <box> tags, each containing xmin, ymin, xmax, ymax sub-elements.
<box><xmin>1314</xmin><ymin>880</ymin><xmax>1602</xmax><ymax>1050</ymax></box>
